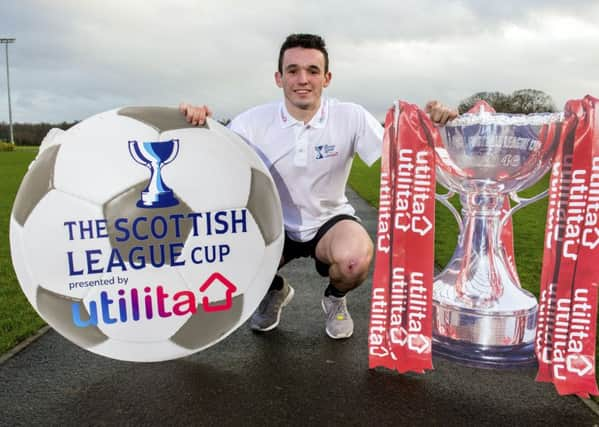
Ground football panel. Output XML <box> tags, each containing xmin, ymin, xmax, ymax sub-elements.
<box><xmin>240</xmin><ymin>232</ymin><xmax>285</xmax><ymax>317</ymax></box>
<box><xmin>118</xmin><ymin>106</ymin><xmax>203</xmax><ymax>133</ymax></box>
<box><xmin>246</xmin><ymin>168</ymin><xmax>283</xmax><ymax>246</ymax></box>
<box><xmin>37</xmin><ymin>286</ymin><xmax>108</xmax><ymax>348</ymax></box>
<box><xmin>12</xmin><ymin>145</ymin><xmax>60</xmax><ymax>226</ymax></box>
<box><xmin>204</xmin><ymin>117</ymin><xmax>271</xmax><ymax>174</ymax></box>
<box><xmin>53</xmin><ymin>109</ymin><xmax>159</xmax><ymax>205</ymax></box>
<box><xmin>22</xmin><ymin>190</ymin><xmax>108</xmax><ymax>300</ymax></box>
<box><xmin>170</xmin><ymin>294</ymin><xmax>243</xmax><ymax>350</ymax></box>
<box><xmin>38</xmin><ymin>127</ymin><xmax>65</xmax><ymax>154</ymax></box>
<box><xmin>158</xmin><ymin>127</ymin><xmax>252</xmax><ymax>212</ymax></box>
<box><xmin>9</xmin><ymin>217</ymin><xmax>37</xmax><ymax>305</ymax></box>
<box><xmin>103</xmin><ymin>181</ymin><xmax>194</xmax><ymax>266</ymax></box>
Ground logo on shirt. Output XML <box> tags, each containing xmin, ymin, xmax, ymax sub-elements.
<box><xmin>315</xmin><ymin>144</ymin><xmax>338</xmax><ymax>160</ymax></box>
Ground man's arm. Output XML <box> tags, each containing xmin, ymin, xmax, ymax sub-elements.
<box><xmin>179</xmin><ymin>103</ymin><xmax>213</xmax><ymax>126</ymax></box>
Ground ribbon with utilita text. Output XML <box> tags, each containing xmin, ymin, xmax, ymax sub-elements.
<box><xmin>535</xmin><ymin>95</ymin><xmax>599</xmax><ymax>398</ymax></box>
<box><xmin>368</xmin><ymin>101</ymin><xmax>436</xmax><ymax>373</ymax></box>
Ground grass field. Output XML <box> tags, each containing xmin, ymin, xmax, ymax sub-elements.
<box><xmin>0</xmin><ymin>147</ymin><xmax>45</xmax><ymax>353</ymax></box>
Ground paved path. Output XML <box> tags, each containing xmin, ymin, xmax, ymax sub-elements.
<box><xmin>1</xmin><ymin>189</ymin><xmax>597</xmax><ymax>426</ymax></box>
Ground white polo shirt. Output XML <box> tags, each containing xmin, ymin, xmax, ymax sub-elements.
<box><xmin>229</xmin><ymin>97</ymin><xmax>383</xmax><ymax>242</ymax></box>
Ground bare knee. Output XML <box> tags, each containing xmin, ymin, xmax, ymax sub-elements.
<box><xmin>330</xmin><ymin>243</ymin><xmax>373</xmax><ymax>290</ymax></box>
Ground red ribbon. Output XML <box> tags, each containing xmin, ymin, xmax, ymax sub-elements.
<box><xmin>368</xmin><ymin>101</ymin><xmax>436</xmax><ymax>373</ymax></box>
<box><xmin>536</xmin><ymin>95</ymin><xmax>599</xmax><ymax>398</ymax></box>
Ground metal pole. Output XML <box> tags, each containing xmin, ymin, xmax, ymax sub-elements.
<box><xmin>1</xmin><ymin>38</ymin><xmax>15</xmax><ymax>144</ymax></box>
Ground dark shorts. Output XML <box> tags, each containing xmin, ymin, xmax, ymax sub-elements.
<box><xmin>281</xmin><ymin>214</ymin><xmax>361</xmax><ymax>277</ymax></box>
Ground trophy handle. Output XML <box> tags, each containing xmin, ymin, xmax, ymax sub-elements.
<box><xmin>128</xmin><ymin>140</ymin><xmax>149</xmax><ymax>167</ymax></box>
<box><xmin>163</xmin><ymin>139</ymin><xmax>180</xmax><ymax>166</ymax></box>
<box><xmin>499</xmin><ymin>189</ymin><xmax>549</xmax><ymax>231</ymax></box>
<box><xmin>435</xmin><ymin>188</ymin><xmax>463</xmax><ymax>233</ymax></box>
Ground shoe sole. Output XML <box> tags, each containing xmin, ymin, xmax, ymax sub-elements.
<box><xmin>250</xmin><ymin>285</ymin><xmax>295</xmax><ymax>332</ymax></box>
<box><xmin>321</xmin><ymin>300</ymin><xmax>353</xmax><ymax>339</ymax></box>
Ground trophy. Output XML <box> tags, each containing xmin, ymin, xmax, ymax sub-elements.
<box><xmin>129</xmin><ymin>139</ymin><xmax>180</xmax><ymax>208</ymax></box>
<box><xmin>432</xmin><ymin>108</ymin><xmax>563</xmax><ymax>367</ymax></box>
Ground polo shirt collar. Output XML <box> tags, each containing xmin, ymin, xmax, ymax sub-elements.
<box><xmin>279</xmin><ymin>102</ymin><xmax>298</xmax><ymax>128</ymax></box>
<box><xmin>279</xmin><ymin>98</ymin><xmax>329</xmax><ymax>129</ymax></box>
<box><xmin>308</xmin><ymin>98</ymin><xmax>329</xmax><ymax>128</ymax></box>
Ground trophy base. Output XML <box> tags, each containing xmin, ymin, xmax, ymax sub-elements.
<box><xmin>431</xmin><ymin>299</ymin><xmax>537</xmax><ymax>368</ymax></box>
<box><xmin>137</xmin><ymin>191</ymin><xmax>179</xmax><ymax>208</ymax></box>
<box><xmin>432</xmin><ymin>334</ymin><xmax>537</xmax><ymax>369</ymax></box>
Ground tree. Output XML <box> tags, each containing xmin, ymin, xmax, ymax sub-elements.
<box><xmin>0</xmin><ymin>121</ymin><xmax>78</xmax><ymax>146</ymax></box>
<box><xmin>458</xmin><ymin>89</ymin><xmax>556</xmax><ymax>114</ymax></box>
<box><xmin>508</xmin><ymin>89</ymin><xmax>557</xmax><ymax>114</ymax></box>
<box><xmin>458</xmin><ymin>91</ymin><xmax>508</xmax><ymax>114</ymax></box>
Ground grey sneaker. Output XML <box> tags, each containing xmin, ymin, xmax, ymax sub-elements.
<box><xmin>249</xmin><ymin>279</ymin><xmax>295</xmax><ymax>332</ymax></box>
<box><xmin>321</xmin><ymin>295</ymin><xmax>354</xmax><ymax>339</ymax></box>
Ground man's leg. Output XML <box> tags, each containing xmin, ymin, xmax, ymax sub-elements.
<box><xmin>315</xmin><ymin>219</ymin><xmax>374</xmax><ymax>338</ymax></box>
<box><xmin>249</xmin><ymin>239</ymin><xmax>301</xmax><ymax>332</ymax></box>
<box><xmin>315</xmin><ymin>219</ymin><xmax>374</xmax><ymax>292</ymax></box>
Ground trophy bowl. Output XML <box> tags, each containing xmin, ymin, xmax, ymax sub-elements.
<box><xmin>432</xmin><ymin>109</ymin><xmax>563</xmax><ymax>367</ymax></box>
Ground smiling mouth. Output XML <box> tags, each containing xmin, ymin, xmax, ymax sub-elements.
<box><xmin>294</xmin><ymin>89</ymin><xmax>312</xmax><ymax>95</ymax></box>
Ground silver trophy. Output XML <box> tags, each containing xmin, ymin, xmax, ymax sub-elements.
<box><xmin>432</xmin><ymin>108</ymin><xmax>563</xmax><ymax>367</ymax></box>
<box><xmin>129</xmin><ymin>139</ymin><xmax>180</xmax><ymax>208</ymax></box>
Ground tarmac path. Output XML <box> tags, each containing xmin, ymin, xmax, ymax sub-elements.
<box><xmin>0</xmin><ymin>189</ymin><xmax>597</xmax><ymax>426</ymax></box>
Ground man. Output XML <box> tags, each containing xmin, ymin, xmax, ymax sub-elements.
<box><xmin>180</xmin><ymin>33</ymin><xmax>456</xmax><ymax>339</ymax></box>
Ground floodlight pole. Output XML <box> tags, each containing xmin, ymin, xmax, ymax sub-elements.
<box><xmin>1</xmin><ymin>38</ymin><xmax>15</xmax><ymax>145</ymax></box>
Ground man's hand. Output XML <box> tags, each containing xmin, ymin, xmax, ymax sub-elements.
<box><xmin>425</xmin><ymin>100</ymin><xmax>458</xmax><ymax>125</ymax></box>
<box><xmin>179</xmin><ymin>103</ymin><xmax>213</xmax><ymax>126</ymax></box>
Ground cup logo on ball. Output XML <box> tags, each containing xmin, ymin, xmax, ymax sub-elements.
<box><xmin>129</xmin><ymin>139</ymin><xmax>180</xmax><ymax>208</ymax></box>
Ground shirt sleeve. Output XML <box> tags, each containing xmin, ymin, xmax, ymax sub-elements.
<box><xmin>354</xmin><ymin>105</ymin><xmax>383</xmax><ymax>167</ymax></box>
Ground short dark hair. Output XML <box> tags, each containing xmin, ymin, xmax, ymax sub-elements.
<box><xmin>278</xmin><ymin>33</ymin><xmax>329</xmax><ymax>74</ymax></box>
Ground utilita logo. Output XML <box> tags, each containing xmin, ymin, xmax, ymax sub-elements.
<box><xmin>71</xmin><ymin>272</ymin><xmax>237</xmax><ymax>327</ymax></box>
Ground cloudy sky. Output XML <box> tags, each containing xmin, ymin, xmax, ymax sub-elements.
<box><xmin>1</xmin><ymin>0</ymin><xmax>599</xmax><ymax>123</ymax></box>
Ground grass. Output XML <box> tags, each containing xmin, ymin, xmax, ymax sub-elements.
<box><xmin>0</xmin><ymin>146</ymin><xmax>45</xmax><ymax>354</ymax></box>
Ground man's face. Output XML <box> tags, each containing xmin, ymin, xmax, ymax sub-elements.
<box><xmin>275</xmin><ymin>47</ymin><xmax>332</xmax><ymax>113</ymax></box>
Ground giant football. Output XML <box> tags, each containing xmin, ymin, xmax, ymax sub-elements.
<box><xmin>10</xmin><ymin>107</ymin><xmax>284</xmax><ymax>362</ymax></box>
